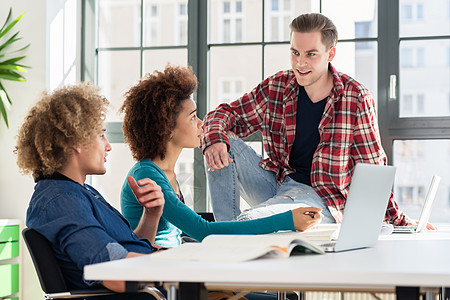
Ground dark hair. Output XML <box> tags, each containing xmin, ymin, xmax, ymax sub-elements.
<box><xmin>121</xmin><ymin>65</ymin><xmax>198</xmax><ymax>160</ymax></box>
<box><xmin>290</xmin><ymin>13</ymin><xmax>338</xmax><ymax>49</ymax></box>
<box><xmin>15</xmin><ymin>83</ymin><xmax>109</xmax><ymax>179</ymax></box>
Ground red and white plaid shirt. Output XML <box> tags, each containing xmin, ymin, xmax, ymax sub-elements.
<box><xmin>202</xmin><ymin>64</ymin><xmax>409</xmax><ymax>225</ymax></box>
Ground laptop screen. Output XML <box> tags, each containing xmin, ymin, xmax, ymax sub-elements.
<box><xmin>416</xmin><ymin>176</ymin><xmax>441</xmax><ymax>232</ymax></box>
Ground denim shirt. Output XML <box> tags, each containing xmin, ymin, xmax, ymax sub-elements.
<box><xmin>26</xmin><ymin>173</ymin><xmax>155</xmax><ymax>289</ymax></box>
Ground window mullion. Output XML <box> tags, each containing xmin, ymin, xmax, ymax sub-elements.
<box><xmin>189</xmin><ymin>0</ymin><xmax>208</xmax><ymax>212</ymax></box>
<box><xmin>378</xmin><ymin>0</ymin><xmax>400</xmax><ymax>161</ymax></box>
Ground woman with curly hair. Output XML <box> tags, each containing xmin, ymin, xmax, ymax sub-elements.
<box><xmin>120</xmin><ymin>65</ymin><xmax>322</xmax><ymax>248</ymax></box>
<box><xmin>16</xmin><ymin>83</ymin><xmax>165</xmax><ymax>296</ymax></box>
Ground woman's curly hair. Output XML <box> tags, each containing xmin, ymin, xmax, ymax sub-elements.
<box><xmin>121</xmin><ymin>65</ymin><xmax>198</xmax><ymax>161</ymax></box>
<box><xmin>15</xmin><ymin>82</ymin><xmax>109</xmax><ymax>179</ymax></box>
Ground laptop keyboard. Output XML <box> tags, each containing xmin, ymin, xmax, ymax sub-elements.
<box><xmin>319</xmin><ymin>241</ymin><xmax>336</xmax><ymax>248</ymax></box>
<box><xmin>396</xmin><ymin>226</ymin><xmax>417</xmax><ymax>230</ymax></box>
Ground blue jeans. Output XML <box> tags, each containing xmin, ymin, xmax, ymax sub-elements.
<box><xmin>206</xmin><ymin>137</ymin><xmax>335</xmax><ymax>223</ymax></box>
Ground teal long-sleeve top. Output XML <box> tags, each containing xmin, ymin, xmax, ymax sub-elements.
<box><xmin>121</xmin><ymin>159</ymin><xmax>296</xmax><ymax>247</ymax></box>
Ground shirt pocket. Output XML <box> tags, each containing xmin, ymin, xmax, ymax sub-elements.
<box><xmin>316</xmin><ymin>127</ymin><xmax>353</xmax><ymax>163</ymax></box>
<box><xmin>265</xmin><ymin>113</ymin><xmax>287</xmax><ymax>153</ymax></box>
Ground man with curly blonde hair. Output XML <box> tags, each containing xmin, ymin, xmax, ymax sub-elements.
<box><xmin>16</xmin><ymin>83</ymin><xmax>165</xmax><ymax>298</ymax></box>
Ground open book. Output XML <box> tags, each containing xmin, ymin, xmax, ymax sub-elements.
<box><xmin>150</xmin><ymin>231</ymin><xmax>332</xmax><ymax>262</ymax></box>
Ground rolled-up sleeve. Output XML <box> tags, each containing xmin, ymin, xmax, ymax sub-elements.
<box><xmin>105</xmin><ymin>242</ymin><xmax>128</xmax><ymax>260</ymax></box>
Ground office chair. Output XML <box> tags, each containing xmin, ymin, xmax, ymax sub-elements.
<box><xmin>22</xmin><ymin>227</ymin><xmax>165</xmax><ymax>300</ymax></box>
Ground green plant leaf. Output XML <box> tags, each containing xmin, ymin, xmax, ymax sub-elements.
<box><xmin>0</xmin><ymin>8</ymin><xmax>29</xmax><ymax>128</ymax></box>
<box><xmin>10</xmin><ymin>43</ymin><xmax>30</xmax><ymax>53</ymax></box>
<box><xmin>0</xmin><ymin>32</ymin><xmax>20</xmax><ymax>52</ymax></box>
<box><xmin>0</xmin><ymin>11</ymin><xmax>25</xmax><ymax>40</ymax></box>
<box><xmin>0</xmin><ymin>89</ymin><xmax>10</xmax><ymax>128</ymax></box>
<box><xmin>0</xmin><ymin>57</ymin><xmax>27</xmax><ymax>65</ymax></box>
<box><xmin>0</xmin><ymin>82</ymin><xmax>12</xmax><ymax>104</ymax></box>
<box><xmin>0</xmin><ymin>63</ymin><xmax>30</xmax><ymax>70</ymax></box>
<box><xmin>0</xmin><ymin>69</ymin><xmax>25</xmax><ymax>81</ymax></box>
<box><xmin>0</xmin><ymin>64</ymin><xmax>28</xmax><ymax>73</ymax></box>
<box><xmin>0</xmin><ymin>8</ymin><xmax>12</xmax><ymax>33</ymax></box>
<box><xmin>0</xmin><ymin>55</ymin><xmax>28</xmax><ymax>65</ymax></box>
<box><xmin>0</xmin><ymin>104</ymin><xmax>10</xmax><ymax>128</ymax></box>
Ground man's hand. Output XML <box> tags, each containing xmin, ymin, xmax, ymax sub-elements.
<box><xmin>405</xmin><ymin>219</ymin><xmax>437</xmax><ymax>230</ymax></box>
<box><xmin>204</xmin><ymin>142</ymin><xmax>233</xmax><ymax>171</ymax></box>
<box><xmin>426</xmin><ymin>223</ymin><xmax>437</xmax><ymax>230</ymax></box>
<box><xmin>291</xmin><ymin>207</ymin><xmax>322</xmax><ymax>231</ymax></box>
<box><xmin>127</xmin><ymin>176</ymin><xmax>164</xmax><ymax>216</ymax></box>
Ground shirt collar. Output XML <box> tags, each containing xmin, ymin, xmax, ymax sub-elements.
<box><xmin>329</xmin><ymin>63</ymin><xmax>345</xmax><ymax>98</ymax></box>
<box><xmin>35</xmin><ymin>172</ymin><xmax>78</xmax><ymax>184</ymax></box>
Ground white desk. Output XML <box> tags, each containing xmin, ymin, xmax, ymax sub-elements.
<box><xmin>85</xmin><ymin>230</ymin><xmax>450</xmax><ymax>299</ymax></box>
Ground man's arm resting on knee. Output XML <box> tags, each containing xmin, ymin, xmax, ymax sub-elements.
<box><xmin>204</xmin><ymin>142</ymin><xmax>233</xmax><ymax>171</ymax></box>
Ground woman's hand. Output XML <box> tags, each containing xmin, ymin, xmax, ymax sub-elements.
<box><xmin>291</xmin><ymin>207</ymin><xmax>322</xmax><ymax>231</ymax></box>
<box><xmin>152</xmin><ymin>244</ymin><xmax>170</xmax><ymax>251</ymax></box>
<box><xmin>128</xmin><ymin>176</ymin><xmax>164</xmax><ymax>216</ymax></box>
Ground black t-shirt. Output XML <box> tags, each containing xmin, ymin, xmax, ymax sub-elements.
<box><xmin>288</xmin><ymin>86</ymin><xmax>327</xmax><ymax>186</ymax></box>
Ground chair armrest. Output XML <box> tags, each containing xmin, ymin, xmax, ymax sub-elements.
<box><xmin>139</xmin><ymin>286</ymin><xmax>166</xmax><ymax>300</ymax></box>
<box><xmin>127</xmin><ymin>281</ymin><xmax>167</xmax><ymax>300</ymax></box>
<box><xmin>44</xmin><ymin>288</ymin><xmax>114</xmax><ymax>299</ymax></box>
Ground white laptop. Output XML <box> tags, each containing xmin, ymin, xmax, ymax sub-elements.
<box><xmin>392</xmin><ymin>175</ymin><xmax>441</xmax><ymax>234</ymax></box>
<box><xmin>311</xmin><ymin>163</ymin><xmax>396</xmax><ymax>252</ymax></box>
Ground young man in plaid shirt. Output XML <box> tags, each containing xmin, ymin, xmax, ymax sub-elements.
<box><xmin>202</xmin><ymin>13</ymin><xmax>422</xmax><ymax>228</ymax></box>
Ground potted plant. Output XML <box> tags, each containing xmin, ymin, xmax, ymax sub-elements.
<box><xmin>0</xmin><ymin>8</ymin><xmax>30</xmax><ymax>128</ymax></box>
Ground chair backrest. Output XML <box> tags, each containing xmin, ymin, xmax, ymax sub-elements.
<box><xmin>22</xmin><ymin>227</ymin><xmax>69</xmax><ymax>293</ymax></box>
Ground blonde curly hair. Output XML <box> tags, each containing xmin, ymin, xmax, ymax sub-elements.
<box><xmin>15</xmin><ymin>82</ymin><xmax>109</xmax><ymax>179</ymax></box>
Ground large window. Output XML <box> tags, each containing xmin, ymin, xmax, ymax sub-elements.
<box><xmin>48</xmin><ymin>0</ymin><xmax>78</xmax><ymax>90</ymax></box>
<box><xmin>83</xmin><ymin>0</ymin><xmax>190</xmax><ymax>210</ymax></box>
<box><xmin>83</xmin><ymin>0</ymin><xmax>450</xmax><ymax>223</ymax></box>
<box><xmin>383</xmin><ymin>0</ymin><xmax>450</xmax><ymax>222</ymax></box>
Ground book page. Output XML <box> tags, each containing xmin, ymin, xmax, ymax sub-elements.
<box><xmin>150</xmin><ymin>232</ymin><xmax>325</xmax><ymax>262</ymax></box>
<box><xmin>300</xmin><ymin>227</ymin><xmax>339</xmax><ymax>241</ymax></box>
<box><xmin>150</xmin><ymin>242</ymin><xmax>286</xmax><ymax>262</ymax></box>
<box><xmin>201</xmin><ymin>232</ymin><xmax>311</xmax><ymax>247</ymax></box>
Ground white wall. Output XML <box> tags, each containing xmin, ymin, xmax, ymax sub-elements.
<box><xmin>0</xmin><ymin>0</ymin><xmax>48</xmax><ymax>299</ymax></box>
